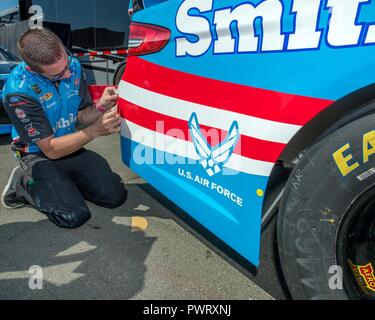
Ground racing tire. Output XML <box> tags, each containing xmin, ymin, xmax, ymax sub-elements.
<box><xmin>278</xmin><ymin>111</ymin><xmax>375</xmax><ymax>300</ymax></box>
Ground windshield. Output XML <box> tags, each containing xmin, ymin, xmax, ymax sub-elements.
<box><xmin>0</xmin><ymin>49</ymin><xmax>20</xmax><ymax>63</ymax></box>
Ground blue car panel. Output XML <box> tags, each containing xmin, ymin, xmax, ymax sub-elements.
<box><xmin>119</xmin><ymin>0</ymin><xmax>375</xmax><ymax>266</ymax></box>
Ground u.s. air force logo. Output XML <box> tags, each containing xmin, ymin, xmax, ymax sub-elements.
<box><xmin>188</xmin><ymin>113</ymin><xmax>240</xmax><ymax>177</ymax></box>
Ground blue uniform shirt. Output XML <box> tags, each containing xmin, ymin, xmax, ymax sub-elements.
<box><xmin>2</xmin><ymin>57</ymin><xmax>92</xmax><ymax>154</ymax></box>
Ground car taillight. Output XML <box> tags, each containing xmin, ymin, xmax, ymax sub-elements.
<box><xmin>127</xmin><ymin>22</ymin><xmax>171</xmax><ymax>56</ymax></box>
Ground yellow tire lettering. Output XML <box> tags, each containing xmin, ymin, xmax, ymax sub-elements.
<box><xmin>332</xmin><ymin>143</ymin><xmax>359</xmax><ymax>177</ymax></box>
<box><xmin>363</xmin><ymin>130</ymin><xmax>375</xmax><ymax>164</ymax></box>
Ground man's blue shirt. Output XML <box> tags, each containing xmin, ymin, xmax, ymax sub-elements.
<box><xmin>2</xmin><ymin>57</ymin><xmax>92</xmax><ymax>154</ymax></box>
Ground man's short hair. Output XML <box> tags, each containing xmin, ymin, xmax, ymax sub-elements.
<box><xmin>17</xmin><ymin>28</ymin><xmax>65</xmax><ymax>73</ymax></box>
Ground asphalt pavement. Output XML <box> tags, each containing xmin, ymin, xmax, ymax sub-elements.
<box><xmin>0</xmin><ymin>133</ymin><xmax>274</xmax><ymax>300</ymax></box>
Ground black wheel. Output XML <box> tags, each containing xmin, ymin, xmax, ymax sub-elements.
<box><xmin>278</xmin><ymin>110</ymin><xmax>375</xmax><ymax>300</ymax></box>
<box><xmin>113</xmin><ymin>61</ymin><xmax>126</xmax><ymax>85</ymax></box>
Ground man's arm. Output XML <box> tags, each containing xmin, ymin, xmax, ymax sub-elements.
<box><xmin>3</xmin><ymin>93</ymin><xmax>54</xmax><ymax>144</ymax></box>
<box><xmin>3</xmin><ymin>93</ymin><xmax>121</xmax><ymax>160</ymax></box>
<box><xmin>37</xmin><ymin>109</ymin><xmax>121</xmax><ymax>160</ymax></box>
<box><xmin>78</xmin><ymin>104</ymin><xmax>102</xmax><ymax>127</ymax></box>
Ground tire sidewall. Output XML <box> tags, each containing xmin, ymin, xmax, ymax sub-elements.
<box><xmin>114</xmin><ymin>61</ymin><xmax>126</xmax><ymax>85</ymax></box>
<box><xmin>278</xmin><ymin>112</ymin><xmax>375</xmax><ymax>300</ymax></box>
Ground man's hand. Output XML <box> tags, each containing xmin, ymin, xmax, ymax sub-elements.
<box><xmin>79</xmin><ymin>87</ymin><xmax>119</xmax><ymax>126</ymax></box>
<box><xmin>86</xmin><ymin>108</ymin><xmax>121</xmax><ymax>138</ymax></box>
<box><xmin>35</xmin><ymin>89</ymin><xmax>121</xmax><ymax>160</ymax></box>
<box><xmin>97</xmin><ymin>87</ymin><xmax>119</xmax><ymax>111</ymax></box>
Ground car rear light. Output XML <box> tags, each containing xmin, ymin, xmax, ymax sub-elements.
<box><xmin>127</xmin><ymin>22</ymin><xmax>171</xmax><ymax>56</ymax></box>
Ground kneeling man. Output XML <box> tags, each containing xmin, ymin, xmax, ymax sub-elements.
<box><xmin>1</xmin><ymin>28</ymin><xmax>128</xmax><ymax>228</ymax></box>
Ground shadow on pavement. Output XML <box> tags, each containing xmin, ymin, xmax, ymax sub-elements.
<box><xmin>0</xmin><ymin>201</ymin><xmax>157</xmax><ymax>300</ymax></box>
<box><xmin>0</xmin><ymin>134</ymin><xmax>279</xmax><ymax>299</ymax></box>
<box><xmin>0</xmin><ymin>136</ymin><xmax>159</xmax><ymax>300</ymax></box>
<box><xmin>136</xmin><ymin>183</ymin><xmax>289</xmax><ymax>300</ymax></box>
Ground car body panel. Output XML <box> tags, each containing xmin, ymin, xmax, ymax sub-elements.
<box><xmin>0</xmin><ymin>124</ymin><xmax>12</xmax><ymax>135</ymax></box>
<box><xmin>129</xmin><ymin>0</ymin><xmax>375</xmax><ymax>101</ymax></box>
<box><xmin>119</xmin><ymin>0</ymin><xmax>375</xmax><ymax>266</ymax></box>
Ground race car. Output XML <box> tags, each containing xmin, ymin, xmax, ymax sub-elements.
<box><xmin>0</xmin><ymin>48</ymin><xmax>20</xmax><ymax>135</ymax></box>
<box><xmin>119</xmin><ymin>0</ymin><xmax>375</xmax><ymax>299</ymax></box>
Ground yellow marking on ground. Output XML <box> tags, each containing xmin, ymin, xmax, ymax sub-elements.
<box><xmin>131</xmin><ymin>217</ymin><xmax>149</xmax><ymax>232</ymax></box>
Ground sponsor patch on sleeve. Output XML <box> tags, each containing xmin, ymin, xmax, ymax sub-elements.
<box><xmin>8</xmin><ymin>96</ymin><xmax>27</xmax><ymax>108</ymax></box>
<box><xmin>15</xmin><ymin>108</ymin><xmax>27</xmax><ymax>120</ymax></box>
<box><xmin>9</xmin><ymin>96</ymin><xmax>20</xmax><ymax>104</ymax></box>
<box><xmin>25</xmin><ymin>123</ymin><xmax>40</xmax><ymax>138</ymax></box>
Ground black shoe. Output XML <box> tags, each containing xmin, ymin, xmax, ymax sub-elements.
<box><xmin>1</xmin><ymin>166</ymin><xmax>25</xmax><ymax>209</ymax></box>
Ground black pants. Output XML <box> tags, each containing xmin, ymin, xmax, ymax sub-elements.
<box><xmin>16</xmin><ymin>149</ymin><xmax>128</xmax><ymax>229</ymax></box>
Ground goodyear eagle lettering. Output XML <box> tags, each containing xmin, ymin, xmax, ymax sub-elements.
<box><xmin>176</xmin><ymin>0</ymin><xmax>375</xmax><ymax>56</ymax></box>
<box><xmin>332</xmin><ymin>130</ymin><xmax>375</xmax><ymax>177</ymax></box>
